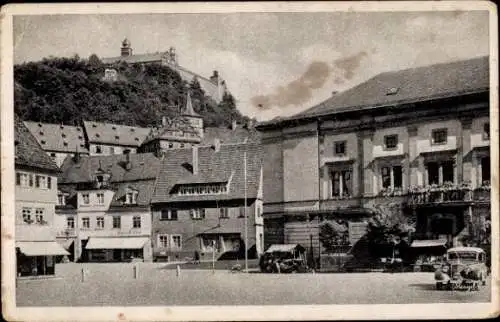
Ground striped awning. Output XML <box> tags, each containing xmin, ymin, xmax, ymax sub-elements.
<box><xmin>17</xmin><ymin>241</ymin><xmax>70</xmax><ymax>256</ymax></box>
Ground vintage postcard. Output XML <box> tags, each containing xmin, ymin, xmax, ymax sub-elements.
<box><xmin>1</xmin><ymin>1</ymin><xmax>498</xmax><ymax>321</ymax></box>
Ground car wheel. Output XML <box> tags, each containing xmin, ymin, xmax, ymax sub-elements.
<box><xmin>436</xmin><ymin>282</ymin><xmax>442</xmax><ymax>290</ymax></box>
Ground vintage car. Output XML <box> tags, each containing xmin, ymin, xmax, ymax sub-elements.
<box><xmin>434</xmin><ymin>247</ymin><xmax>488</xmax><ymax>290</ymax></box>
<box><xmin>259</xmin><ymin>244</ymin><xmax>310</xmax><ymax>273</ymax></box>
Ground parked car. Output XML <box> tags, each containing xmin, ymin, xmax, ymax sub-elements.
<box><xmin>259</xmin><ymin>244</ymin><xmax>310</xmax><ymax>273</ymax></box>
<box><xmin>434</xmin><ymin>247</ymin><xmax>488</xmax><ymax>290</ymax></box>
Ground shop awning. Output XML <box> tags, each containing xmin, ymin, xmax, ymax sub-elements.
<box><xmin>85</xmin><ymin>237</ymin><xmax>149</xmax><ymax>250</ymax></box>
<box><xmin>410</xmin><ymin>239</ymin><xmax>448</xmax><ymax>248</ymax></box>
<box><xmin>17</xmin><ymin>241</ymin><xmax>70</xmax><ymax>256</ymax></box>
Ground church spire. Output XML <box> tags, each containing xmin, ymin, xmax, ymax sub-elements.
<box><xmin>181</xmin><ymin>91</ymin><xmax>200</xmax><ymax>117</ymax></box>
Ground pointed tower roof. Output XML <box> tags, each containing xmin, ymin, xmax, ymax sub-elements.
<box><xmin>181</xmin><ymin>91</ymin><xmax>201</xmax><ymax>118</ymax></box>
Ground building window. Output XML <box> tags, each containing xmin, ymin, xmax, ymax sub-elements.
<box><xmin>219</xmin><ymin>208</ymin><xmax>229</xmax><ymax>218</ymax></box>
<box><xmin>168</xmin><ymin>143</ymin><xmax>174</xmax><ymax>149</ymax></box>
<box><xmin>483</xmin><ymin>123</ymin><xmax>490</xmax><ymax>141</ymax></box>
<box><xmin>381</xmin><ymin>166</ymin><xmax>403</xmax><ymax>190</ymax></box>
<box><xmin>426</xmin><ymin>161</ymin><xmax>455</xmax><ymax>185</ymax></box>
<box><xmin>125</xmin><ymin>191</ymin><xmax>138</xmax><ymax>205</ymax></box>
<box><xmin>431</xmin><ymin>128</ymin><xmax>448</xmax><ymax>145</ymax></box>
<box><xmin>177</xmin><ymin>183</ymin><xmax>228</xmax><ymax>196</ymax></box>
<box><xmin>132</xmin><ymin>216</ymin><xmax>141</xmax><ymax>228</ymax></box>
<box><xmin>158</xmin><ymin>234</ymin><xmax>169</xmax><ymax>248</ymax></box>
<box><xmin>95</xmin><ymin>145</ymin><xmax>102</xmax><ymax>154</ymax></box>
<box><xmin>112</xmin><ymin>216</ymin><xmax>121</xmax><ymax>229</ymax></box>
<box><xmin>384</xmin><ymin>135</ymin><xmax>398</xmax><ymax>150</ymax></box>
<box><xmin>331</xmin><ymin>169</ymin><xmax>352</xmax><ymax>198</ymax></box>
<box><xmin>82</xmin><ymin>193</ymin><xmax>90</xmax><ymax>205</ymax></box>
<box><xmin>58</xmin><ymin>194</ymin><xmax>66</xmax><ymax>206</ymax></box>
<box><xmin>481</xmin><ymin>157</ymin><xmax>490</xmax><ymax>184</ymax></box>
<box><xmin>171</xmin><ymin>235</ymin><xmax>182</xmax><ymax>249</ymax></box>
<box><xmin>160</xmin><ymin>209</ymin><xmax>178</xmax><ymax>221</ymax></box>
<box><xmin>35</xmin><ymin>208</ymin><xmax>45</xmax><ymax>224</ymax></box>
<box><xmin>190</xmin><ymin>209</ymin><xmax>205</xmax><ymax>220</ymax></box>
<box><xmin>35</xmin><ymin>175</ymin><xmax>47</xmax><ymax>188</ymax></box>
<box><xmin>110</xmin><ymin>147</ymin><xmax>115</xmax><ymax>154</ymax></box>
<box><xmin>97</xmin><ymin>193</ymin><xmax>104</xmax><ymax>204</ymax></box>
<box><xmin>239</xmin><ymin>206</ymin><xmax>246</xmax><ymax>218</ymax></box>
<box><xmin>66</xmin><ymin>216</ymin><xmax>75</xmax><ymax>229</ymax></box>
<box><xmin>96</xmin><ymin>217</ymin><xmax>105</xmax><ymax>229</ymax></box>
<box><xmin>29</xmin><ymin>174</ymin><xmax>34</xmax><ymax>187</ymax></box>
<box><xmin>180</xmin><ymin>143</ymin><xmax>185</xmax><ymax>148</ymax></box>
<box><xmin>82</xmin><ymin>217</ymin><xmax>90</xmax><ymax>229</ymax></box>
<box><xmin>22</xmin><ymin>208</ymin><xmax>32</xmax><ymax>224</ymax></box>
<box><xmin>334</xmin><ymin>141</ymin><xmax>346</xmax><ymax>155</ymax></box>
<box><xmin>50</xmin><ymin>152</ymin><xmax>56</xmax><ymax>159</ymax></box>
<box><xmin>47</xmin><ymin>177</ymin><xmax>52</xmax><ymax>189</ymax></box>
<box><xmin>16</xmin><ymin>172</ymin><xmax>30</xmax><ymax>186</ymax></box>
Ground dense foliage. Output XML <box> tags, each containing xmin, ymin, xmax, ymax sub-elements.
<box><xmin>14</xmin><ymin>55</ymin><xmax>252</xmax><ymax>128</ymax></box>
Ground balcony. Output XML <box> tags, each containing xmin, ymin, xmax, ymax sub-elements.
<box><xmin>473</xmin><ymin>183</ymin><xmax>491</xmax><ymax>202</ymax></box>
<box><xmin>408</xmin><ymin>183</ymin><xmax>473</xmax><ymax>206</ymax></box>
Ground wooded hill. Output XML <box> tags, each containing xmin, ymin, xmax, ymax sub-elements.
<box><xmin>14</xmin><ymin>55</ymin><xmax>252</xmax><ymax>128</ymax></box>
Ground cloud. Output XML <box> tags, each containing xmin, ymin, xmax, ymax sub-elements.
<box><xmin>251</xmin><ymin>61</ymin><xmax>331</xmax><ymax>109</ymax></box>
<box><xmin>333</xmin><ymin>51</ymin><xmax>368</xmax><ymax>80</ymax></box>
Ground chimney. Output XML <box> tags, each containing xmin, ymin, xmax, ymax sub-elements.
<box><xmin>213</xmin><ymin>138</ymin><xmax>221</xmax><ymax>152</ymax></box>
<box><xmin>231</xmin><ymin>119</ymin><xmax>237</xmax><ymax>130</ymax></box>
<box><xmin>192</xmin><ymin>146</ymin><xmax>199</xmax><ymax>175</ymax></box>
<box><xmin>124</xmin><ymin>149</ymin><xmax>132</xmax><ymax>170</ymax></box>
<box><xmin>210</xmin><ymin>70</ymin><xmax>219</xmax><ymax>84</ymax></box>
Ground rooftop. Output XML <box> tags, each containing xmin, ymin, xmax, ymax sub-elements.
<box><xmin>24</xmin><ymin>121</ymin><xmax>89</xmax><ymax>153</ymax></box>
<box><xmin>258</xmin><ymin>56</ymin><xmax>489</xmax><ymax>128</ymax></box>
<box><xmin>152</xmin><ymin>143</ymin><xmax>263</xmax><ymax>203</ymax></box>
<box><xmin>82</xmin><ymin>121</ymin><xmax>151</xmax><ymax>147</ymax></box>
<box><xmin>15</xmin><ymin>116</ymin><xmax>59</xmax><ymax>173</ymax></box>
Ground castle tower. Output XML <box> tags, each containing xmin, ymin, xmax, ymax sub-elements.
<box><xmin>121</xmin><ymin>38</ymin><xmax>132</xmax><ymax>57</ymax></box>
<box><xmin>181</xmin><ymin>91</ymin><xmax>203</xmax><ymax>139</ymax></box>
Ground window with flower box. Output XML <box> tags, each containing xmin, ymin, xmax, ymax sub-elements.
<box><xmin>426</xmin><ymin>160</ymin><xmax>454</xmax><ymax>185</ymax></box>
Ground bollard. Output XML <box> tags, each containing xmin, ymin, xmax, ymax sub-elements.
<box><xmin>176</xmin><ymin>265</ymin><xmax>181</xmax><ymax>277</ymax></box>
<box><xmin>81</xmin><ymin>267</ymin><xmax>85</xmax><ymax>283</ymax></box>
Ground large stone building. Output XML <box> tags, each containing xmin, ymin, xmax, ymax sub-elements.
<box><xmin>256</xmin><ymin>56</ymin><xmax>491</xmax><ymax>260</ymax></box>
<box><xmin>101</xmin><ymin>38</ymin><xmax>227</xmax><ymax>103</ymax></box>
<box><xmin>150</xmin><ymin>142</ymin><xmax>264</xmax><ymax>262</ymax></box>
<box><xmin>14</xmin><ymin>116</ymin><xmax>69</xmax><ymax>276</ymax></box>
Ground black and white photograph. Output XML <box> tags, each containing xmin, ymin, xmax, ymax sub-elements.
<box><xmin>1</xmin><ymin>1</ymin><xmax>498</xmax><ymax>321</ymax></box>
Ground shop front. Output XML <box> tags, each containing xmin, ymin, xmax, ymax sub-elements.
<box><xmin>16</xmin><ymin>241</ymin><xmax>70</xmax><ymax>277</ymax></box>
<box><xmin>84</xmin><ymin>236</ymin><xmax>151</xmax><ymax>262</ymax></box>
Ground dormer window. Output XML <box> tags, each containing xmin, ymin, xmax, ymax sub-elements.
<box><xmin>57</xmin><ymin>193</ymin><xmax>66</xmax><ymax>206</ymax></box>
<box><xmin>95</xmin><ymin>145</ymin><xmax>102</xmax><ymax>154</ymax></box>
<box><xmin>125</xmin><ymin>189</ymin><xmax>138</xmax><ymax>205</ymax></box>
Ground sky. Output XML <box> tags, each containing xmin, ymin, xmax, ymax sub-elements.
<box><xmin>13</xmin><ymin>11</ymin><xmax>490</xmax><ymax>121</ymax></box>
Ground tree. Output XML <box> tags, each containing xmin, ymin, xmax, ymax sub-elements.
<box><xmin>365</xmin><ymin>201</ymin><xmax>414</xmax><ymax>259</ymax></box>
<box><xmin>319</xmin><ymin>221</ymin><xmax>349</xmax><ymax>254</ymax></box>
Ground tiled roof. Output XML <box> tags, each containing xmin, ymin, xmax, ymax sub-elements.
<box><xmin>82</xmin><ymin>121</ymin><xmax>151</xmax><ymax>147</ymax></box>
<box><xmin>202</xmin><ymin>127</ymin><xmax>261</xmax><ymax>145</ymax></box>
<box><xmin>151</xmin><ymin>143</ymin><xmax>263</xmax><ymax>203</ymax></box>
<box><xmin>24</xmin><ymin>121</ymin><xmax>89</xmax><ymax>153</ymax></box>
<box><xmin>15</xmin><ymin>116</ymin><xmax>59</xmax><ymax>172</ymax></box>
<box><xmin>109</xmin><ymin>180</ymin><xmax>157</xmax><ymax>207</ymax></box>
<box><xmin>261</xmin><ymin>56</ymin><xmax>489</xmax><ymax>126</ymax></box>
<box><xmin>59</xmin><ymin>152</ymin><xmax>161</xmax><ymax>184</ymax></box>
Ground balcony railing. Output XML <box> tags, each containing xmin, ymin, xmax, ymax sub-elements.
<box><xmin>408</xmin><ymin>183</ymin><xmax>474</xmax><ymax>205</ymax></box>
<box><xmin>473</xmin><ymin>187</ymin><xmax>491</xmax><ymax>202</ymax></box>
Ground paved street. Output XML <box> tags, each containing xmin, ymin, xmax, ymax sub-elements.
<box><xmin>16</xmin><ymin>263</ymin><xmax>491</xmax><ymax>306</ymax></box>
